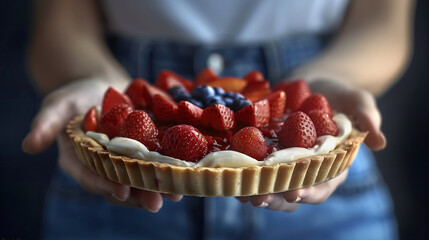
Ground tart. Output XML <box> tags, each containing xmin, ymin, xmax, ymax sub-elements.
<box><xmin>67</xmin><ymin>69</ymin><xmax>367</xmax><ymax>197</ymax></box>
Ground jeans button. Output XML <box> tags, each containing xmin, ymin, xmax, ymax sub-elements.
<box><xmin>207</xmin><ymin>53</ymin><xmax>224</xmax><ymax>75</ymax></box>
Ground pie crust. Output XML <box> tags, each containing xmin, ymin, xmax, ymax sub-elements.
<box><xmin>67</xmin><ymin>116</ymin><xmax>367</xmax><ymax>197</ymax></box>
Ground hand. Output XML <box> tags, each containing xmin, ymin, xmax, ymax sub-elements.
<box><xmin>22</xmin><ymin>78</ymin><xmax>182</xmax><ymax>212</ymax></box>
<box><xmin>238</xmin><ymin>78</ymin><xmax>385</xmax><ymax>211</ymax></box>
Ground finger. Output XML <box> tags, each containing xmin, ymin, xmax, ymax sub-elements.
<box><xmin>236</xmin><ymin>196</ymin><xmax>250</xmax><ymax>203</ymax></box>
<box><xmin>22</xmin><ymin>95</ymin><xmax>74</xmax><ymax>154</ymax></box>
<box><xmin>131</xmin><ymin>188</ymin><xmax>163</xmax><ymax>212</ymax></box>
<box><xmin>57</xmin><ymin>133</ymin><xmax>130</xmax><ymax>201</ymax></box>
<box><xmin>248</xmin><ymin>194</ymin><xmax>300</xmax><ymax>212</ymax></box>
<box><xmin>353</xmin><ymin>107</ymin><xmax>386</xmax><ymax>151</ymax></box>
<box><xmin>295</xmin><ymin>170</ymin><xmax>348</xmax><ymax>204</ymax></box>
<box><xmin>162</xmin><ymin>193</ymin><xmax>183</xmax><ymax>202</ymax></box>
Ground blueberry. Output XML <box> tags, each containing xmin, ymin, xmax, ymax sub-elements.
<box><xmin>173</xmin><ymin>91</ymin><xmax>192</xmax><ymax>102</ymax></box>
<box><xmin>232</xmin><ymin>98</ymin><xmax>251</xmax><ymax>111</ymax></box>
<box><xmin>192</xmin><ymin>85</ymin><xmax>215</xmax><ymax>100</ymax></box>
<box><xmin>168</xmin><ymin>86</ymin><xmax>184</xmax><ymax>96</ymax></box>
<box><xmin>213</xmin><ymin>87</ymin><xmax>225</xmax><ymax>96</ymax></box>
<box><xmin>223</xmin><ymin>97</ymin><xmax>234</xmax><ymax>108</ymax></box>
<box><xmin>188</xmin><ymin>98</ymin><xmax>204</xmax><ymax>108</ymax></box>
<box><xmin>223</xmin><ymin>91</ymin><xmax>244</xmax><ymax>100</ymax></box>
<box><xmin>204</xmin><ymin>95</ymin><xmax>225</xmax><ymax>107</ymax></box>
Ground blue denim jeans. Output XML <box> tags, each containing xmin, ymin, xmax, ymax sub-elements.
<box><xmin>43</xmin><ymin>34</ymin><xmax>398</xmax><ymax>240</ymax></box>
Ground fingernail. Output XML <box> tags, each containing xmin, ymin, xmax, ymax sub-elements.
<box><xmin>290</xmin><ymin>196</ymin><xmax>301</xmax><ymax>203</ymax></box>
<box><xmin>141</xmin><ymin>204</ymin><xmax>161</xmax><ymax>213</ymax></box>
<box><xmin>257</xmin><ymin>202</ymin><xmax>269</xmax><ymax>208</ymax></box>
<box><xmin>111</xmin><ymin>193</ymin><xmax>127</xmax><ymax>202</ymax></box>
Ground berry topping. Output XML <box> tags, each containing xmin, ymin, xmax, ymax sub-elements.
<box><xmin>235</xmin><ymin>99</ymin><xmax>270</xmax><ymax>128</ymax></box>
<box><xmin>230</xmin><ymin>127</ymin><xmax>267</xmax><ymax>161</ymax></box>
<box><xmin>200</xmin><ymin>104</ymin><xmax>235</xmax><ymax>130</ymax></box>
<box><xmin>119</xmin><ymin>110</ymin><xmax>159</xmax><ymax>149</ymax></box>
<box><xmin>125</xmin><ymin>78</ymin><xmax>149</xmax><ymax>109</ymax></box>
<box><xmin>307</xmin><ymin>110</ymin><xmax>338</xmax><ymax>136</ymax></box>
<box><xmin>300</xmin><ymin>93</ymin><xmax>333</xmax><ymax>117</ymax></box>
<box><xmin>205</xmin><ymin>95</ymin><xmax>226</xmax><ymax>107</ymax></box>
<box><xmin>97</xmin><ymin>104</ymin><xmax>133</xmax><ymax>138</ymax></box>
<box><xmin>152</xmin><ymin>94</ymin><xmax>178</xmax><ymax>123</ymax></box>
<box><xmin>82</xmin><ymin>106</ymin><xmax>98</xmax><ymax>132</ymax></box>
<box><xmin>156</xmin><ymin>70</ymin><xmax>193</xmax><ymax>92</ymax></box>
<box><xmin>194</xmin><ymin>67</ymin><xmax>217</xmax><ymax>87</ymax></box>
<box><xmin>177</xmin><ymin>100</ymin><xmax>203</xmax><ymax>125</ymax></box>
<box><xmin>161</xmin><ymin>125</ymin><xmax>208</xmax><ymax>162</ymax></box>
<box><xmin>263</xmin><ymin>90</ymin><xmax>286</xmax><ymax>120</ymax></box>
<box><xmin>279</xmin><ymin>111</ymin><xmax>317</xmax><ymax>148</ymax></box>
<box><xmin>169</xmin><ymin>86</ymin><xmax>192</xmax><ymax>102</ymax></box>
<box><xmin>142</xmin><ymin>84</ymin><xmax>171</xmax><ymax>110</ymax></box>
<box><xmin>243</xmin><ymin>70</ymin><xmax>264</xmax><ymax>83</ymax></box>
<box><xmin>206</xmin><ymin>77</ymin><xmax>247</xmax><ymax>92</ymax></box>
<box><xmin>274</xmin><ymin>79</ymin><xmax>311</xmax><ymax>112</ymax></box>
<box><xmin>192</xmin><ymin>85</ymin><xmax>216</xmax><ymax>100</ymax></box>
<box><xmin>231</xmin><ymin>98</ymin><xmax>252</xmax><ymax>112</ymax></box>
<box><xmin>101</xmin><ymin>87</ymin><xmax>133</xmax><ymax>115</ymax></box>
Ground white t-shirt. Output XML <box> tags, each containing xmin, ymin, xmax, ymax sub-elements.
<box><xmin>102</xmin><ymin>0</ymin><xmax>349</xmax><ymax>44</ymax></box>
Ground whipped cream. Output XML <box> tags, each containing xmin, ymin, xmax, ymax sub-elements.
<box><xmin>87</xmin><ymin>114</ymin><xmax>352</xmax><ymax>168</ymax></box>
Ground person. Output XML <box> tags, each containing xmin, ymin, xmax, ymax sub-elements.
<box><xmin>22</xmin><ymin>0</ymin><xmax>414</xmax><ymax>239</ymax></box>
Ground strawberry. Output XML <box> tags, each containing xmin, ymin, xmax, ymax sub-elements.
<box><xmin>142</xmin><ymin>84</ymin><xmax>172</xmax><ymax>110</ymax></box>
<box><xmin>97</xmin><ymin>104</ymin><xmax>132</xmax><ymax>138</ymax></box>
<box><xmin>235</xmin><ymin>99</ymin><xmax>270</xmax><ymax>128</ymax></box>
<box><xmin>300</xmin><ymin>93</ymin><xmax>333</xmax><ymax>117</ymax></box>
<box><xmin>82</xmin><ymin>106</ymin><xmax>98</xmax><ymax>132</ymax></box>
<box><xmin>243</xmin><ymin>70</ymin><xmax>264</xmax><ymax>83</ymax></box>
<box><xmin>230</xmin><ymin>127</ymin><xmax>267</xmax><ymax>161</ymax></box>
<box><xmin>156</xmin><ymin>70</ymin><xmax>192</xmax><ymax>93</ymax></box>
<box><xmin>263</xmin><ymin>90</ymin><xmax>286</xmax><ymax>120</ymax></box>
<box><xmin>279</xmin><ymin>111</ymin><xmax>317</xmax><ymax>148</ymax></box>
<box><xmin>101</xmin><ymin>87</ymin><xmax>133</xmax><ymax>115</ymax></box>
<box><xmin>119</xmin><ymin>110</ymin><xmax>159</xmax><ymax>150</ymax></box>
<box><xmin>194</xmin><ymin>68</ymin><xmax>217</xmax><ymax>88</ymax></box>
<box><xmin>177</xmin><ymin>100</ymin><xmax>203</xmax><ymax>125</ymax></box>
<box><xmin>241</xmin><ymin>80</ymin><xmax>271</xmax><ymax>102</ymax></box>
<box><xmin>161</xmin><ymin>124</ymin><xmax>208</xmax><ymax>162</ymax></box>
<box><xmin>152</xmin><ymin>94</ymin><xmax>178</xmax><ymax>122</ymax></box>
<box><xmin>307</xmin><ymin>110</ymin><xmax>338</xmax><ymax>136</ymax></box>
<box><xmin>200</xmin><ymin>104</ymin><xmax>235</xmax><ymax>130</ymax></box>
<box><xmin>125</xmin><ymin>78</ymin><xmax>149</xmax><ymax>109</ymax></box>
<box><xmin>273</xmin><ymin>79</ymin><xmax>311</xmax><ymax>112</ymax></box>
<box><xmin>206</xmin><ymin>77</ymin><xmax>247</xmax><ymax>92</ymax></box>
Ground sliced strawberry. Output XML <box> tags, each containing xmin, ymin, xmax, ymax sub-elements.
<box><xmin>194</xmin><ymin>68</ymin><xmax>217</xmax><ymax>88</ymax></box>
<box><xmin>200</xmin><ymin>104</ymin><xmax>235</xmax><ymax>130</ymax></box>
<box><xmin>101</xmin><ymin>87</ymin><xmax>133</xmax><ymax>115</ymax></box>
<box><xmin>241</xmin><ymin>80</ymin><xmax>271</xmax><ymax>102</ymax></box>
<box><xmin>82</xmin><ymin>106</ymin><xmax>98</xmax><ymax>132</ymax></box>
<box><xmin>119</xmin><ymin>110</ymin><xmax>159</xmax><ymax>150</ymax></box>
<box><xmin>156</xmin><ymin>70</ymin><xmax>192</xmax><ymax>93</ymax></box>
<box><xmin>206</xmin><ymin>77</ymin><xmax>247</xmax><ymax>92</ymax></box>
<box><xmin>243</xmin><ymin>70</ymin><xmax>264</xmax><ymax>83</ymax></box>
<box><xmin>279</xmin><ymin>111</ymin><xmax>317</xmax><ymax>148</ymax></box>
<box><xmin>97</xmin><ymin>104</ymin><xmax>132</xmax><ymax>138</ymax></box>
<box><xmin>273</xmin><ymin>79</ymin><xmax>311</xmax><ymax>112</ymax></box>
<box><xmin>307</xmin><ymin>110</ymin><xmax>338</xmax><ymax>136</ymax></box>
<box><xmin>230</xmin><ymin>127</ymin><xmax>267</xmax><ymax>161</ymax></box>
<box><xmin>235</xmin><ymin>99</ymin><xmax>270</xmax><ymax>128</ymax></box>
<box><xmin>177</xmin><ymin>100</ymin><xmax>203</xmax><ymax>125</ymax></box>
<box><xmin>161</xmin><ymin>124</ymin><xmax>208</xmax><ymax>162</ymax></box>
<box><xmin>142</xmin><ymin>84</ymin><xmax>172</xmax><ymax>110</ymax></box>
<box><xmin>263</xmin><ymin>90</ymin><xmax>286</xmax><ymax>120</ymax></box>
<box><xmin>300</xmin><ymin>93</ymin><xmax>333</xmax><ymax>117</ymax></box>
<box><xmin>152</xmin><ymin>94</ymin><xmax>178</xmax><ymax>123</ymax></box>
<box><xmin>242</xmin><ymin>88</ymin><xmax>272</xmax><ymax>102</ymax></box>
<box><xmin>125</xmin><ymin>78</ymin><xmax>149</xmax><ymax>109</ymax></box>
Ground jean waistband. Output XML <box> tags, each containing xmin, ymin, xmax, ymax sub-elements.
<box><xmin>106</xmin><ymin>33</ymin><xmax>330</xmax><ymax>84</ymax></box>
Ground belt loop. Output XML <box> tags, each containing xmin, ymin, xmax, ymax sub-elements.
<box><xmin>262</xmin><ymin>41</ymin><xmax>282</xmax><ymax>84</ymax></box>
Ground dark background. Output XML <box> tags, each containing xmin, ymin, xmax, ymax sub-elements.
<box><xmin>1</xmin><ymin>1</ymin><xmax>428</xmax><ymax>239</ymax></box>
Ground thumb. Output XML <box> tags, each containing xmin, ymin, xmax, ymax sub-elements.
<box><xmin>22</xmin><ymin>96</ymin><xmax>74</xmax><ymax>154</ymax></box>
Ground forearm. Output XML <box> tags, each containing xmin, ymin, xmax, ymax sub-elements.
<box><xmin>291</xmin><ymin>0</ymin><xmax>415</xmax><ymax>96</ymax></box>
<box><xmin>29</xmin><ymin>0</ymin><xmax>130</xmax><ymax>94</ymax></box>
